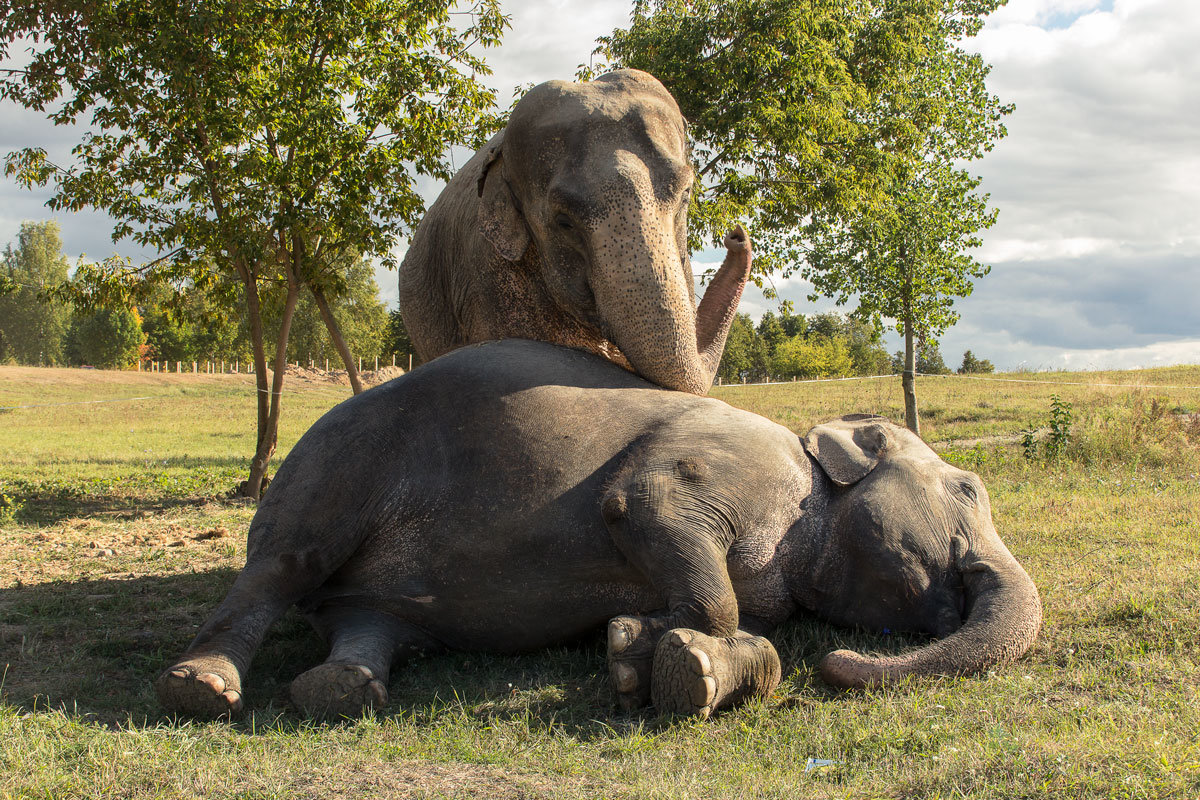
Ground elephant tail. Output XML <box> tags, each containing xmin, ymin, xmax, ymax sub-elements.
<box><xmin>818</xmin><ymin>539</ymin><xmax>1042</xmax><ymax>689</ymax></box>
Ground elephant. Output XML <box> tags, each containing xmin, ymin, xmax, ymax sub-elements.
<box><xmin>397</xmin><ymin>69</ymin><xmax>751</xmax><ymax>396</ymax></box>
<box><xmin>155</xmin><ymin>339</ymin><xmax>1042</xmax><ymax>720</ymax></box>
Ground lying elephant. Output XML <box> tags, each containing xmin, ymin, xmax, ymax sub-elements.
<box><xmin>156</xmin><ymin>339</ymin><xmax>1041</xmax><ymax>719</ymax></box>
<box><xmin>398</xmin><ymin>69</ymin><xmax>751</xmax><ymax>396</ymax></box>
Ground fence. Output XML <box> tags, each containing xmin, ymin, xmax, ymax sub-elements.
<box><xmin>136</xmin><ymin>353</ymin><xmax>416</xmax><ymax>374</ymax></box>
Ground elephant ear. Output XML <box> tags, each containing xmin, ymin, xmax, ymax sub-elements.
<box><xmin>802</xmin><ymin>414</ymin><xmax>893</xmax><ymax>486</ymax></box>
<box><xmin>476</xmin><ymin>140</ymin><xmax>530</xmax><ymax>261</ymax></box>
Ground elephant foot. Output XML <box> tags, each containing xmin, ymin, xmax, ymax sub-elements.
<box><xmin>651</xmin><ymin>628</ymin><xmax>781</xmax><ymax>719</ymax></box>
<box><xmin>155</xmin><ymin>654</ymin><xmax>244</xmax><ymax>718</ymax></box>
<box><xmin>607</xmin><ymin>615</ymin><xmax>669</xmax><ymax>710</ymax></box>
<box><xmin>289</xmin><ymin>662</ymin><xmax>388</xmax><ymax>719</ymax></box>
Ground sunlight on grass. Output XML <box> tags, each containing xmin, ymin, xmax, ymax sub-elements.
<box><xmin>2</xmin><ymin>364</ymin><xmax>1198</xmax><ymax>798</ymax></box>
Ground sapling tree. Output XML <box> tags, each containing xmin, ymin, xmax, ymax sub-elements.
<box><xmin>1</xmin><ymin>0</ymin><xmax>506</xmax><ymax>496</ymax></box>
<box><xmin>0</xmin><ymin>221</ymin><xmax>72</xmax><ymax>364</ymax></box>
<box><xmin>802</xmin><ymin>0</ymin><xmax>1009</xmax><ymax>435</ymax></box>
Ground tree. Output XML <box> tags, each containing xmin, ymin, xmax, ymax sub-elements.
<box><xmin>271</xmin><ymin>255</ymin><xmax>389</xmax><ymax>367</ymax></box>
<box><xmin>64</xmin><ymin>305</ymin><xmax>146</xmax><ymax>369</ymax></box>
<box><xmin>387</xmin><ymin>309</ymin><xmax>415</xmax><ymax>368</ymax></box>
<box><xmin>0</xmin><ymin>221</ymin><xmax>71</xmax><ymax>364</ymax></box>
<box><xmin>715</xmin><ymin>312</ymin><xmax>769</xmax><ymax>384</ymax></box>
<box><xmin>916</xmin><ymin>339</ymin><xmax>951</xmax><ymax>375</ymax></box>
<box><xmin>601</xmin><ymin>0</ymin><xmax>1008</xmax><ymax>436</ymax></box>
<box><xmin>773</xmin><ymin>335</ymin><xmax>853</xmax><ymax>380</ymax></box>
<box><xmin>799</xmin><ymin>1</ymin><xmax>1007</xmax><ymax>435</ymax></box>
<box><xmin>140</xmin><ymin>280</ymin><xmax>246</xmax><ymax>364</ymax></box>
<box><xmin>598</xmin><ymin>0</ymin><xmax>973</xmax><ymax>271</ymax></box>
<box><xmin>2</xmin><ymin>0</ymin><xmax>506</xmax><ymax>497</ymax></box>
<box><xmin>959</xmin><ymin>350</ymin><xmax>994</xmax><ymax>374</ymax></box>
<box><xmin>756</xmin><ymin>311</ymin><xmax>787</xmax><ymax>357</ymax></box>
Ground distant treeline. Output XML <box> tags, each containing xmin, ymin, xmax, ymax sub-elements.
<box><xmin>715</xmin><ymin>309</ymin><xmax>994</xmax><ymax>384</ymax></box>
<box><xmin>0</xmin><ymin>222</ymin><xmax>410</xmax><ymax>370</ymax></box>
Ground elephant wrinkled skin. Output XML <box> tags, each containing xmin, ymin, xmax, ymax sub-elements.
<box><xmin>397</xmin><ymin>69</ymin><xmax>751</xmax><ymax>395</ymax></box>
<box><xmin>156</xmin><ymin>340</ymin><xmax>1041</xmax><ymax>720</ymax></box>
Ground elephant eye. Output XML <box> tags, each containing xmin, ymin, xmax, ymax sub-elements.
<box><xmin>554</xmin><ymin>213</ymin><xmax>575</xmax><ymax>232</ymax></box>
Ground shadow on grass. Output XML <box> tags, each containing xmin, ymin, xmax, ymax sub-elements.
<box><xmin>0</xmin><ymin>569</ymin><xmax>917</xmax><ymax>739</ymax></box>
<box><xmin>1</xmin><ymin>459</ymin><xmax>257</xmax><ymax>525</ymax></box>
<box><xmin>6</xmin><ymin>490</ymin><xmax>251</xmax><ymax>527</ymax></box>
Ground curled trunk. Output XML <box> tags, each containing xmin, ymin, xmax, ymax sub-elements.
<box><xmin>602</xmin><ymin>227</ymin><xmax>751</xmax><ymax>396</ymax></box>
<box><xmin>820</xmin><ymin>543</ymin><xmax>1041</xmax><ymax>689</ymax></box>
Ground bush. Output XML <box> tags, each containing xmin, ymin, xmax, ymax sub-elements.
<box><xmin>773</xmin><ymin>335</ymin><xmax>854</xmax><ymax>379</ymax></box>
<box><xmin>65</xmin><ymin>306</ymin><xmax>146</xmax><ymax>369</ymax></box>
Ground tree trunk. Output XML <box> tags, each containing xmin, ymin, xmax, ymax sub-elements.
<box><xmin>903</xmin><ymin>319</ymin><xmax>919</xmax><ymax>436</ymax></box>
<box><xmin>240</xmin><ymin>263</ymin><xmax>273</xmax><ymax>499</ymax></box>
<box><xmin>244</xmin><ymin>273</ymin><xmax>301</xmax><ymax>500</ymax></box>
<box><xmin>310</xmin><ymin>282</ymin><xmax>364</xmax><ymax>394</ymax></box>
<box><xmin>900</xmin><ymin>253</ymin><xmax>920</xmax><ymax>436</ymax></box>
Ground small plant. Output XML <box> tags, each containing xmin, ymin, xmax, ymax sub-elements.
<box><xmin>0</xmin><ymin>491</ymin><xmax>23</xmax><ymax>525</ymax></box>
<box><xmin>1044</xmin><ymin>394</ymin><xmax>1073</xmax><ymax>459</ymax></box>
<box><xmin>1020</xmin><ymin>426</ymin><xmax>1039</xmax><ymax>461</ymax></box>
<box><xmin>1021</xmin><ymin>394</ymin><xmax>1073</xmax><ymax>462</ymax></box>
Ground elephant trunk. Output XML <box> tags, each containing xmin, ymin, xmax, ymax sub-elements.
<box><xmin>819</xmin><ymin>539</ymin><xmax>1042</xmax><ymax>689</ymax></box>
<box><xmin>595</xmin><ymin>224</ymin><xmax>751</xmax><ymax>396</ymax></box>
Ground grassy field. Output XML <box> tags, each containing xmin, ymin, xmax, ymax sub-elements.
<box><xmin>1</xmin><ymin>363</ymin><xmax>1198</xmax><ymax>799</ymax></box>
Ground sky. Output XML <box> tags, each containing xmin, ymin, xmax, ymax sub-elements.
<box><xmin>1</xmin><ymin>0</ymin><xmax>1196</xmax><ymax>371</ymax></box>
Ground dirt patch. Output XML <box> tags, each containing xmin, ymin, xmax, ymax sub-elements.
<box><xmin>278</xmin><ymin>364</ymin><xmax>405</xmax><ymax>389</ymax></box>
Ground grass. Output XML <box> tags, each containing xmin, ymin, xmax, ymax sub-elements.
<box><xmin>2</xmin><ymin>363</ymin><xmax>1199</xmax><ymax>798</ymax></box>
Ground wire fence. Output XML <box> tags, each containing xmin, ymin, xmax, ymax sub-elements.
<box><xmin>4</xmin><ymin>365</ymin><xmax>1199</xmax><ymax>412</ymax></box>
<box><xmin>713</xmin><ymin>372</ymin><xmax>1200</xmax><ymax>391</ymax></box>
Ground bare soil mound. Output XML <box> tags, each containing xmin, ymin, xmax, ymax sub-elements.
<box><xmin>280</xmin><ymin>363</ymin><xmax>405</xmax><ymax>388</ymax></box>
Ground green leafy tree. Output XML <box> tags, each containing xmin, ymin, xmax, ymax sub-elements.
<box><xmin>773</xmin><ymin>335</ymin><xmax>854</xmax><ymax>380</ymax></box>
<box><xmin>715</xmin><ymin>312</ymin><xmax>769</xmax><ymax>384</ymax></box>
<box><xmin>915</xmin><ymin>340</ymin><xmax>951</xmax><ymax>375</ymax></box>
<box><xmin>756</xmin><ymin>311</ymin><xmax>788</xmax><ymax>358</ymax></box>
<box><xmin>2</xmin><ymin>0</ymin><xmax>506</xmax><ymax>497</ymax></box>
<box><xmin>272</xmin><ymin>255</ymin><xmax>389</xmax><ymax>367</ymax></box>
<box><xmin>64</xmin><ymin>305</ymin><xmax>146</xmax><ymax>369</ymax></box>
<box><xmin>140</xmin><ymin>280</ymin><xmax>246</xmax><ymax>364</ymax></box>
<box><xmin>959</xmin><ymin>350</ymin><xmax>994</xmax><ymax>374</ymax></box>
<box><xmin>598</xmin><ymin>0</ymin><xmax>979</xmax><ymax>272</ymax></box>
<box><xmin>799</xmin><ymin>1</ymin><xmax>1007</xmax><ymax>435</ymax></box>
<box><xmin>601</xmin><ymin>0</ymin><xmax>1007</xmax><ymax>435</ymax></box>
<box><xmin>0</xmin><ymin>221</ymin><xmax>71</xmax><ymax>364</ymax></box>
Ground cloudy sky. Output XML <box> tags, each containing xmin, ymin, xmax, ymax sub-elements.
<box><xmin>2</xmin><ymin>0</ymin><xmax>1196</xmax><ymax>371</ymax></box>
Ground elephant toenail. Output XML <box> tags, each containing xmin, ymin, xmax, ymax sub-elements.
<box><xmin>691</xmin><ymin>675</ymin><xmax>717</xmax><ymax>707</ymax></box>
<box><xmin>612</xmin><ymin>662</ymin><xmax>638</xmax><ymax>692</ymax></box>
<box><xmin>686</xmin><ymin>646</ymin><xmax>711</xmax><ymax>675</ymax></box>
<box><xmin>666</xmin><ymin>629</ymin><xmax>693</xmax><ymax>647</ymax></box>
<box><xmin>608</xmin><ymin>622</ymin><xmax>631</xmax><ymax>652</ymax></box>
<box><xmin>197</xmin><ymin>672</ymin><xmax>226</xmax><ymax>693</ymax></box>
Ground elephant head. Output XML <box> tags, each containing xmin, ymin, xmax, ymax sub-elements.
<box><xmin>475</xmin><ymin>69</ymin><xmax>746</xmax><ymax>395</ymax></box>
<box><xmin>800</xmin><ymin>415</ymin><xmax>1042</xmax><ymax>688</ymax></box>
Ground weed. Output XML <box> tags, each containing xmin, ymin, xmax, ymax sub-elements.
<box><xmin>1045</xmin><ymin>394</ymin><xmax>1073</xmax><ymax>459</ymax></box>
<box><xmin>0</xmin><ymin>490</ymin><xmax>23</xmax><ymax>525</ymax></box>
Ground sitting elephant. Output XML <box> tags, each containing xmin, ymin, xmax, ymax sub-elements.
<box><xmin>156</xmin><ymin>340</ymin><xmax>1041</xmax><ymax>720</ymax></box>
<box><xmin>397</xmin><ymin>69</ymin><xmax>751</xmax><ymax>396</ymax></box>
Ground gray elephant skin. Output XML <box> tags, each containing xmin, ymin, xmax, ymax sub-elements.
<box><xmin>156</xmin><ymin>339</ymin><xmax>1042</xmax><ymax>720</ymax></box>
<box><xmin>398</xmin><ymin>69</ymin><xmax>751</xmax><ymax>396</ymax></box>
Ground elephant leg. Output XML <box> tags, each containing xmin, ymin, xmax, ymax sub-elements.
<box><xmin>289</xmin><ymin>606</ymin><xmax>443</xmax><ymax>719</ymax></box>
<box><xmin>602</xmin><ymin>462</ymin><xmax>741</xmax><ymax>710</ymax></box>
<box><xmin>651</xmin><ymin>628</ymin><xmax>781</xmax><ymax>719</ymax></box>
